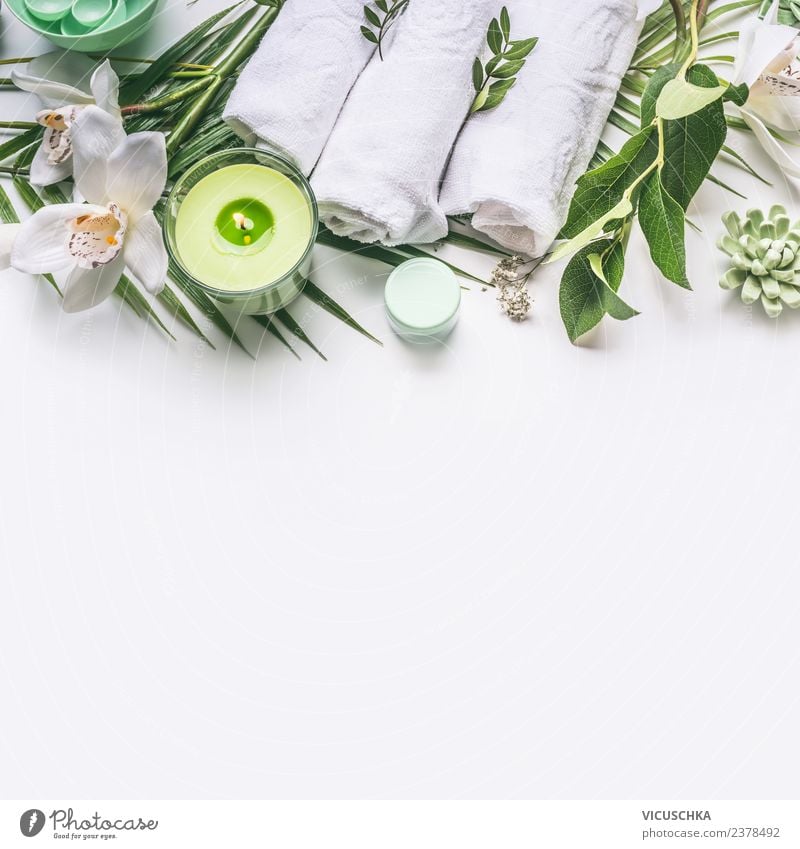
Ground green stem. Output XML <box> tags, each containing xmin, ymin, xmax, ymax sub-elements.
<box><xmin>165</xmin><ymin>5</ymin><xmax>280</xmax><ymax>157</ymax></box>
<box><xmin>0</xmin><ymin>57</ymin><xmax>35</xmax><ymax>65</ymax></box>
<box><xmin>121</xmin><ymin>75</ymin><xmax>217</xmax><ymax>115</ymax></box>
<box><xmin>669</xmin><ymin>0</ymin><xmax>688</xmax><ymax>62</ymax></box>
<box><xmin>0</xmin><ymin>121</ymin><xmax>37</xmax><ymax>130</ymax></box>
<box><xmin>679</xmin><ymin>0</ymin><xmax>701</xmax><ymax>76</ymax></box>
<box><xmin>0</xmin><ymin>166</ymin><xmax>30</xmax><ymax>176</ymax></box>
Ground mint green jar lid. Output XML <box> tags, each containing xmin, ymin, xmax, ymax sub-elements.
<box><xmin>384</xmin><ymin>258</ymin><xmax>461</xmax><ymax>343</ymax></box>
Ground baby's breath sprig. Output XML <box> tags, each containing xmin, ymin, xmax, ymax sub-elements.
<box><xmin>361</xmin><ymin>0</ymin><xmax>409</xmax><ymax>60</ymax></box>
<box><xmin>492</xmin><ymin>254</ymin><xmax>541</xmax><ymax>321</ymax></box>
<box><xmin>470</xmin><ymin>7</ymin><xmax>537</xmax><ymax>114</ymax></box>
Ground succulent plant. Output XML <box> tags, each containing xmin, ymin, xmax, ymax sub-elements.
<box><xmin>776</xmin><ymin>0</ymin><xmax>800</xmax><ymax>26</ymax></box>
<box><xmin>717</xmin><ymin>205</ymin><xmax>800</xmax><ymax>318</ymax></box>
<box><xmin>759</xmin><ymin>0</ymin><xmax>800</xmax><ymax>26</ymax></box>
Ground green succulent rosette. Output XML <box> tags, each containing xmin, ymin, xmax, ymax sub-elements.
<box><xmin>717</xmin><ymin>206</ymin><xmax>800</xmax><ymax>317</ymax></box>
<box><xmin>776</xmin><ymin>0</ymin><xmax>800</xmax><ymax>26</ymax></box>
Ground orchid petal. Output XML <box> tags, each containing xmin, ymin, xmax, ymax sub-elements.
<box><xmin>11</xmin><ymin>51</ymin><xmax>95</xmax><ymax>108</ymax></box>
<box><xmin>734</xmin><ymin>17</ymin><xmax>799</xmax><ymax>86</ymax></box>
<box><xmin>123</xmin><ymin>211</ymin><xmax>167</xmax><ymax>294</ymax></box>
<box><xmin>636</xmin><ymin>0</ymin><xmax>662</xmax><ymax>21</ymax></box>
<box><xmin>105</xmin><ymin>132</ymin><xmax>167</xmax><ymax>221</ymax></box>
<box><xmin>741</xmin><ymin>106</ymin><xmax>800</xmax><ymax>176</ymax></box>
<box><xmin>61</xmin><ymin>253</ymin><xmax>124</xmax><ymax>313</ymax></box>
<box><xmin>71</xmin><ymin>106</ymin><xmax>125</xmax><ymax>206</ymax></box>
<box><xmin>11</xmin><ymin>203</ymin><xmax>105</xmax><ymax>274</ymax></box>
<box><xmin>29</xmin><ymin>144</ymin><xmax>72</xmax><ymax>187</ymax></box>
<box><xmin>748</xmin><ymin>91</ymin><xmax>800</xmax><ymax>130</ymax></box>
<box><xmin>89</xmin><ymin>60</ymin><xmax>120</xmax><ymax>119</ymax></box>
<box><xmin>0</xmin><ymin>224</ymin><xmax>21</xmax><ymax>271</ymax></box>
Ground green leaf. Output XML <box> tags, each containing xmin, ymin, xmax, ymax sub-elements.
<box><xmin>472</xmin><ymin>57</ymin><xmax>484</xmax><ymax>92</ymax></box>
<box><xmin>588</xmin><ymin>251</ymin><xmax>639</xmax><ymax>321</ymax></box>
<box><xmin>364</xmin><ymin>4</ymin><xmax>381</xmax><ymax>26</ymax></box>
<box><xmin>301</xmin><ymin>279</ymin><xmax>382</xmax><ymax>346</ymax></box>
<box><xmin>548</xmin><ymin>197</ymin><xmax>633</xmax><ymax>264</ymax></box>
<box><xmin>655</xmin><ymin>76</ymin><xmax>726</xmax><ymax>120</ymax></box>
<box><xmin>251</xmin><ymin>314</ymin><xmax>301</xmax><ymax>359</ymax></box>
<box><xmin>559</xmin><ymin>240</ymin><xmax>633</xmax><ymax>343</ymax></box>
<box><xmin>485</xmin><ymin>54</ymin><xmax>502</xmax><ymax>76</ymax></box>
<box><xmin>561</xmin><ymin>126</ymin><xmax>658</xmax><ymax>238</ymax></box>
<box><xmin>638</xmin><ymin>173</ymin><xmax>690</xmax><ymax>288</ymax></box>
<box><xmin>167</xmin><ymin>258</ymin><xmax>252</xmax><ymax>357</ymax></box>
<box><xmin>489</xmin><ymin>59</ymin><xmax>525</xmax><ymax>79</ymax></box>
<box><xmin>375</xmin><ymin>0</ymin><xmax>387</xmax><ymax>10</ymax></box>
<box><xmin>658</xmin><ymin>65</ymin><xmax>727</xmax><ymax>210</ymax></box>
<box><xmin>473</xmin><ymin>79</ymin><xmax>517</xmax><ymax>112</ymax></box>
<box><xmin>120</xmin><ymin>3</ymin><xmax>237</xmax><ymax>104</ymax></box>
<box><xmin>500</xmin><ymin>6</ymin><xmax>510</xmax><ymax>40</ymax></box>
<box><xmin>487</xmin><ymin>18</ymin><xmax>503</xmax><ymax>53</ymax></box>
<box><xmin>503</xmin><ymin>37</ymin><xmax>538</xmax><ymax>60</ymax></box>
<box><xmin>361</xmin><ymin>25</ymin><xmax>379</xmax><ymax>43</ymax></box>
<box><xmin>157</xmin><ymin>284</ymin><xmax>215</xmax><ymax>348</ymax></box>
<box><xmin>723</xmin><ymin>82</ymin><xmax>749</xmax><ymax>106</ymax></box>
<box><xmin>0</xmin><ymin>127</ymin><xmax>42</xmax><ymax>163</ymax></box>
<box><xmin>640</xmin><ymin>63</ymin><xmax>681</xmax><ymax>126</ymax></box>
<box><xmin>275</xmin><ymin>308</ymin><xmax>327</xmax><ymax>360</ymax></box>
<box><xmin>0</xmin><ymin>183</ymin><xmax>18</xmax><ymax>224</ymax></box>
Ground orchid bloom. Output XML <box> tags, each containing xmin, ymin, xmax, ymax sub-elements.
<box><xmin>733</xmin><ymin>0</ymin><xmax>800</xmax><ymax>175</ymax></box>
<box><xmin>11</xmin><ymin>107</ymin><xmax>168</xmax><ymax>312</ymax></box>
<box><xmin>11</xmin><ymin>52</ymin><xmax>121</xmax><ymax>187</ymax></box>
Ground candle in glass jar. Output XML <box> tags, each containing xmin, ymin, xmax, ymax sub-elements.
<box><xmin>174</xmin><ymin>162</ymin><xmax>313</xmax><ymax>293</ymax></box>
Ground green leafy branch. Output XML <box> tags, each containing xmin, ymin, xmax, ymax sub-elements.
<box><xmin>361</xmin><ymin>0</ymin><xmax>409</xmax><ymax>60</ymax></box>
<box><xmin>470</xmin><ymin>6</ymin><xmax>537</xmax><ymax>114</ymax></box>
<box><xmin>550</xmin><ymin>0</ymin><xmax>751</xmax><ymax>343</ymax></box>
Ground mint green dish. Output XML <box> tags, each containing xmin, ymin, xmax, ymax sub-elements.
<box><xmin>23</xmin><ymin>0</ymin><xmax>72</xmax><ymax>23</ymax></box>
<box><xmin>6</xmin><ymin>0</ymin><xmax>159</xmax><ymax>51</ymax></box>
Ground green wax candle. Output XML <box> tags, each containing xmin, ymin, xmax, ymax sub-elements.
<box><xmin>174</xmin><ymin>163</ymin><xmax>313</xmax><ymax>293</ymax></box>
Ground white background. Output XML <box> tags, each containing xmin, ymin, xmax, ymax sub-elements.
<box><xmin>1</xmin><ymin>1</ymin><xmax>799</xmax><ymax>801</ymax></box>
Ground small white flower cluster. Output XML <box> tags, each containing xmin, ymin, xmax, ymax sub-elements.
<box><xmin>492</xmin><ymin>255</ymin><xmax>533</xmax><ymax>321</ymax></box>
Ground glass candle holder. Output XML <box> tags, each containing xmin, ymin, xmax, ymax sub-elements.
<box><xmin>164</xmin><ymin>148</ymin><xmax>319</xmax><ymax>316</ymax></box>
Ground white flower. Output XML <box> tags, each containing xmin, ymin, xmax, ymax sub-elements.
<box><xmin>733</xmin><ymin>0</ymin><xmax>800</xmax><ymax>175</ymax></box>
<box><xmin>11</xmin><ymin>107</ymin><xmax>168</xmax><ymax>313</ymax></box>
<box><xmin>11</xmin><ymin>52</ymin><xmax>121</xmax><ymax>187</ymax></box>
<box><xmin>0</xmin><ymin>224</ymin><xmax>21</xmax><ymax>271</ymax></box>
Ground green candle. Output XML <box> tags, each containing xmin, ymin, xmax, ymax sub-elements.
<box><xmin>175</xmin><ymin>163</ymin><xmax>312</xmax><ymax>292</ymax></box>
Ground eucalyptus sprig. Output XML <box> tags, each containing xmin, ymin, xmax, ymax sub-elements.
<box><xmin>361</xmin><ymin>0</ymin><xmax>409</xmax><ymax>60</ymax></box>
<box><xmin>470</xmin><ymin>7</ymin><xmax>537</xmax><ymax>114</ymax></box>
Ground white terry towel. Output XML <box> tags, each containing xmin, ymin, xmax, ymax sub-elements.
<box><xmin>440</xmin><ymin>0</ymin><xmax>642</xmax><ymax>257</ymax></box>
<box><xmin>311</xmin><ymin>0</ymin><xmax>496</xmax><ymax>246</ymax></box>
<box><xmin>223</xmin><ymin>0</ymin><xmax>377</xmax><ymax>176</ymax></box>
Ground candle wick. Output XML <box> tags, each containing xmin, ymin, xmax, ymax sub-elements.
<box><xmin>232</xmin><ymin>212</ymin><xmax>254</xmax><ymax>231</ymax></box>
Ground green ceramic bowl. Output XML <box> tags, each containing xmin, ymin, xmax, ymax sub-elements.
<box><xmin>5</xmin><ymin>0</ymin><xmax>162</xmax><ymax>51</ymax></box>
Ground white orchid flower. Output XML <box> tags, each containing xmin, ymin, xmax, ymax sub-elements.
<box><xmin>0</xmin><ymin>224</ymin><xmax>21</xmax><ymax>271</ymax></box>
<box><xmin>733</xmin><ymin>0</ymin><xmax>800</xmax><ymax>175</ymax></box>
<box><xmin>11</xmin><ymin>107</ymin><xmax>168</xmax><ymax>313</ymax></box>
<box><xmin>11</xmin><ymin>52</ymin><xmax>121</xmax><ymax>187</ymax></box>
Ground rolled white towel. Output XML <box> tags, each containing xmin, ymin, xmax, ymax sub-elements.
<box><xmin>223</xmin><ymin>0</ymin><xmax>377</xmax><ymax>176</ymax></box>
<box><xmin>311</xmin><ymin>0</ymin><xmax>496</xmax><ymax>246</ymax></box>
<box><xmin>439</xmin><ymin>0</ymin><xmax>642</xmax><ymax>257</ymax></box>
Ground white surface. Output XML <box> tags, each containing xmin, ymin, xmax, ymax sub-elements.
<box><xmin>1</xmin><ymin>1</ymin><xmax>799</xmax><ymax>801</ymax></box>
